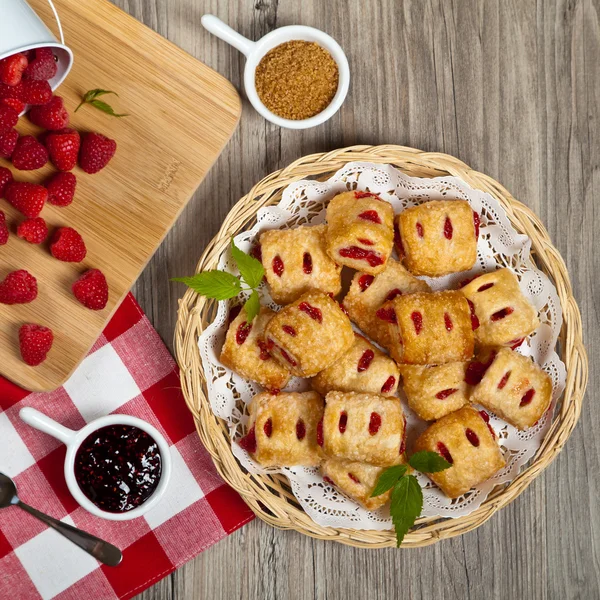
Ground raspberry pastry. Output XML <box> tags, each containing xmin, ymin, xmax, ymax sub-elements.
<box><xmin>325</xmin><ymin>191</ymin><xmax>394</xmax><ymax>275</ymax></box>
<box><xmin>470</xmin><ymin>347</ymin><xmax>552</xmax><ymax>430</ymax></box>
<box><xmin>343</xmin><ymin>258</ymin><xmax>430</xmax><ymax>349</ymax></box>
<box><xmin>321</xmin><ymin>459</ymin><xmax>393</xmax><ymax>510</ymax></box>
<box><xmin>396</xmin><ymin>200</ymin><xmax>479</xmax><ymax>277</ymax></box>
<box><xmin>399</xmin><ymin>362</ymin><xmax>470</xmax><ymax>421</ymax></box>
<box><xmin>220</xmin><ymin>306</ymin><xmax>291</xmax><ymax>390</ymax></box>
<box><xmin>239</xmin><ymin>391</ymin><xmax>324</xmax><ymax>467</ymax></box>
<box><xmin>460</xmin><ymin>268</ymin><xmax>540</xmax><ymax>347</ymax></box>
<box><xmin>414</xmin><ymin>406</ymin><xmax>505</xmax><ymax>498</ymax></box>
<box><xmin>312</xmin><ymin>334</ymin><xmax>400</xmax><ymax>397</ymax></box>
<box><xmin>264</xmin><ymin>291</ymin><xmax>354</xmax><ymax>377</ymax></box>
<box><xmin>259</xmin><ymin>224</ymin><xmax>342</xmax><ymax>305</ymax></box>
<box><xmin>320</xmin><ymin>391</ymin><xmax>406</xmax><ymax>467</ymax></box>
<box><xmin>383</xmin><ymin>291</ymin><xmax>474</xmax><ymax>365</ymax></box>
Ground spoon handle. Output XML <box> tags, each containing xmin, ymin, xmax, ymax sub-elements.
<box><xmin>17</xmin><ymin>501</ymin><xmax>122</xmax><ymax>567</ymax></box>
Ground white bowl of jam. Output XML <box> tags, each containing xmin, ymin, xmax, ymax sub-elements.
<box><xmin>19</xmin><ymin>408</ymin><xmax>172</xmax><ymax>521</ymax></box>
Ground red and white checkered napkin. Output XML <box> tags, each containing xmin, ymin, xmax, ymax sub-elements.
<box><xmin>0</xmin><ymin>294</ymin><xmax>254</xmax><ymax>600</ymax></box>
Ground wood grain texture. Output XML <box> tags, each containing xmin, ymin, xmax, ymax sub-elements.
<box><xmin>0</xmin><ymin>0</ymin><xmax>240</xmax><ymax>391</ymax></box>
<box><xmin>99</xmin><ymin>0</ymin><xmax>597</xmax><ymax>597</ymax></box>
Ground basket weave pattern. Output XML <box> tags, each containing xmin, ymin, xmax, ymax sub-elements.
<box><xmin>174</xmin><ymin>145</ymin><xmax>588</xmax><ymax>547</ymax></box>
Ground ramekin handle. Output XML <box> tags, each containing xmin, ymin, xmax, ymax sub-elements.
<box><xmin>19</xmin><ymin>407</ymin><xmax>76</xmax><ymax>445</ymax></box>
<box><xmin>201</xmin><ymin>15</ymin><xmax>256</xmax><ymax>57</ymax></box>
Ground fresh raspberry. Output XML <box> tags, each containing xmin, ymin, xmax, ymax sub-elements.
<box><xmin>44</xmin><ymin>128</ymin><xmax>80</xmax><ymax>171</ymax></box>
<box><xmin>5</xmin><ymin>181</ymin><xmax>48</xmax><ymax>217</ymax></box>
<box><xmin>0</xmin><ymin>129</ymin><xmax>18</xmax><ymax>158</ymax></box>
<box><xmin>17</xmin><ymin>217</ymin><xmax>48</xmax><ymax>244</ymax></box>
<box><xmin>21</xmin><ymin>80</ymin><xmax>52</xmax><ymax>105</ymax></box>
<box><xmin>0</xmin><ymin>166</ymin><xmax>13</xmax><ymax>196</ymax></box>
<box><xmin>72</xmin><ymin>269</ymin><xmax>108</xmax><ymax>310</ymax></box>
<box><xmin>0</xmin><ymin>270</ymin><xmax>38</xmax><ymax>304</ymax></box>
<box><xmin>11</xmin><ymin>135</ymin><xmax>49</xmax><ymax>170</ymax></box>
<box><xmin>0</xmin><ymin>104</ymin><xmax>18</xmax><ymax>133</ymax></box>
<box><xmin>23</xmin><ymin>48</ymin><xmax>57</xmax><ymax>81</ymax></box>
<box><xmin>0</xmin><ymin>211</ymin><xmax>8</xmax><ymax>245</ymax></box>
<box><xmin>0</xmin><ymin>97</ymin><xmax>25</xmax><ymax>114</ymax></box>
<box><xmin>50</xmin><ymin>227</ymin><xmax>87</xmax><ymax>262</ymax></box>
<box><xmin>29</xmin><ymin>95</ymin><xmax>69</xmax><ymax>130</ymax></box>
<box><xmin>19</xmin><ymin>323</ymin><xmax>53</xmax><ymax>366</ymax></box>
<box><xmin>0</xmin><ymin>53</ymin><xmax>28</xmax><ymax>87</ymax></box>
<box><xmin>79</xmin><ymin>132</ymin><xmax>116</xmax><ymax>174</ymax></box>
<box><xmin>46</xmin><ymin>172</ymin><xmax>77</xmax><ymax>207</ymax></box>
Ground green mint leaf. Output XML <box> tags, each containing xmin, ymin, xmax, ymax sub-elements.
<box><xmin>370</xmin><ymin>465</ymin><xmax>407</xmax><ymax>497</ymax></box>
<box><xmin>409</xmin><ymin>451</ymin><xmax>452</xmax><ymax>474</ymax></box>
<box><xmin>171</xmin><ymin>271</ymin><xmax>241</xmax><ymax>300</ymax></box>
<box><xmin>75</xmin><ymin>89</ymin><xmax>128</xmax><ymax>116</ymax></box>
<box><xmin>89</xmin><ymin>99</ymin><xmax>129</xmax><ymax>117</ymax></box>
<box><xmin>244</xmin><ymin>290</ymin><xmax>261</xmax><ymax>322</ymax></box>
<box><xmin>230</xmin><ymin>238</ymin><xmax>264</xmax><ymax>290</ymax></box>
<box><xmin>390</xmin><ymin>475</ymin><xmax>423</xmax><ymax>547</ymax></box>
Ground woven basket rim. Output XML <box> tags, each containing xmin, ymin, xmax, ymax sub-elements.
<box><xmin>174</xmin><ymin>144</ymin><xmax>588</xmax><ymax>547</ymax></box>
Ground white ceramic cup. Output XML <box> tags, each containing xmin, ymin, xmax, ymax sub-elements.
<box><xmin>201</xmin><ymin>14</ymin><xmax>350</xmax><ymax>130</ymax></box>
<box><xmin>0</xmin><ymin>0</ymin><xmax>73</xmax><ymax>95</ymax></box>
<box><xmin>19</xmin><ymin>407</ymin><xmax>172</xmax><ymax>521</ymax></box>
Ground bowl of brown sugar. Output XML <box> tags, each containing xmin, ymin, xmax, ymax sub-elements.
<box><xmin>202</xmin><ymin>15</ymin><xmax>350</xmax><ymax>129</ymax></box>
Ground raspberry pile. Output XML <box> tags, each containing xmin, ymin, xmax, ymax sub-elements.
<box><xmin>0</xmin><ymin>48</ymin><xmax>116</xmax><ymax>366</ymax></box>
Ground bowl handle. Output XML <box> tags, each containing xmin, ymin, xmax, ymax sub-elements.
<box><xmin>201</xmin><ymin>15</ymin><xmax>256</xmax><ymax>57</ymax></box>
<box><xmin>19</xmin><ymin>407</ymin><xmax>76</xmax><ymax>445</ymax></box>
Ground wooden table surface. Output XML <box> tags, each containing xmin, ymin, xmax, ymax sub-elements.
<box><xmin>105</xmin><ymin>0</ymin><xmax>599</xmax><ymax>598</ymax></box>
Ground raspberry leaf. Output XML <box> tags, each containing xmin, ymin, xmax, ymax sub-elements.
<box><xmin>244</xmin><ymin>289</ymin><xmax>261</xmax><ymax>322</ymax></box>
<box><xmin>172</xmin><ymin>271</ymin><xmax>241</xmax><ymax>300</ymax></box>
<box><xmin>231</xmin><ymin>238</ymin><xmax>264</xmax><ymax>289</ymax></box>
<box><xmin>370</xmin><ymin>464</ymin><xmax>407</xmax><ymax>497</ymax></box>
<box><xmin>408</xmin><ymin>451</ymin><xmax>452</xmax><ymax>473</ymax></box>
<box><xmin>75</xmin><ymin>89</ymin><xmax>129</xmax><ymax>117</ymax></box>
<box><xmin>390</xmin><ymin>474</ymin><xmax>423</xmax><ymax>547</ymax></box>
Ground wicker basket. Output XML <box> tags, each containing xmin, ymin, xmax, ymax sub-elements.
<box><xmin>174</xmin><ymin>145</ymin><xmax>588</xmax><ymax>547</ymax></box>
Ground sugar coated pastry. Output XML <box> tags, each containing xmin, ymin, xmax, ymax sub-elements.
<box><xmin>395</xmin><ymin>200</ymin><xmax>479</xmax><ymax>277</ymax></box>
<box><xmin>325</xmin><ymin>190</ymin><xmax>394</xmax><ymax>275</ymax></box>
<box><xmin>239</xmin><ymin>391</ymin><xmax>324</xmax><ymax>467</ymax></box>
<box><xmin>414</xmin><ymin>406</ymin><xmax>505</xmax><ymax>498</ymax></box>
<box><xmin>220</xmin><ymin>305</ymin><xmax>291</xmax><ymax>391</ymax></box>
<box><xmin>259</xmin><ymin>224</ymin><xmax>342</xmax><ymax>305</ymax></box>
<box><xmin>264</xmin><ymin>291</ymin><xmax>354</xmax><ymax>377</ymax></box>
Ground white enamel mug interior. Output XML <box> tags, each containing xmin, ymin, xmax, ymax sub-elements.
<box><xmin>0</xmin><ymin>0</ymin><xmax>74</xmax><ymax>98</ymax></box>
<box><xmin>19</xmin><ymin>407</ymin><xmax>172</xmax><ymax>521</ymax></box>
<box><xmin>201</xmin><ymin>15</ymin><xmax>349</xmax><ymax>130</ymax></box>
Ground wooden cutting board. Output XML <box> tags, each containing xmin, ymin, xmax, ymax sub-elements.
<box><xmin>0</xmin><ymin>0</ymin><xmax>241</xmax><ymax>391</ymax></box>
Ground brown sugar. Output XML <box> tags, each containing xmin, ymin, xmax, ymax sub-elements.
<box><xmin>255</xmin><ymin>41</ymin><xmax>339</xmax><ymax>121</ymax></box>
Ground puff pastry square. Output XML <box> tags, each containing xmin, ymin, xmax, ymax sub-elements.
<box><xmin>321</xmin><ymin>459</ymin><xmax>392</xmax><ymax>510</ymax></box>
<box><xmin>321</xmin><ymin>391</ymin><xmax>406</xmax><ymax>467</ymax></box>
<box><xmin>385</xmin><ymin>291</ymin><xmax>474</xmax><ymax>365</ymax></box>
<box><xmin>265</xmin><ymin>291</ymin><xmax>355</xmax><ymax>377</ymax></box>
<box><xmin>343</xmin><ymin>258</ymin><xmax>431</xmax><ymax>349</ymax></box>
<box><xmin>220</xmin><ymin>306</ymin><xmax>291</xmax><ymax>391</ymax></box>
<box><xmin>396</xmin><ymin>200</ymin><xmax>479</xmax><ymax>277</ymax></box>
<box><xmin>325</xmin><ymin>191</ymin><xmax>395</xmax><ymax>275</ymax></box>
<box><xmin>460</xmin><ymin>268</ymin><xmax>540</xmax><ymax>347</ymax></box>
<box><xmin>399</xmin><ymin>362</ymin><xmax>471</xmax><ymax>421</ymax></box>
<box><xmin>240</xmin><ymin>391</ymin><xmax>324</xmax><ymax>467</ymax></box>
<box><xmin>471</xmin><ymin>347</ymin><xmax>552</xmax><ymax>430</ymax></box>
<box><xmin>312</xmin><ymin>334</ymin><xmax>400</xmax><ymax>397</ymax></box>
<box><xmin>259</xmin><ymin>224</ymin><xmax>342</xmax><ymax>305</ymax></box>
<box><xmin>414</xmin><ymin>406</ymin><xmax>505</xmax><ymax>498</ymax></box>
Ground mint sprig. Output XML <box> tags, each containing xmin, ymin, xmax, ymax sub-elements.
<box><xmin>75</xmin><ymin>89</ymin><xmax>129</xmax><ymax>117</ymax></box>
<box><xmin>371</xmin><ymin>451</ymin><xmax>451</xmax><ymax>547</ymax></box>
<box><xmin>172</xmin><ymin>238</ymin><xmax>265</xmax><ymax>321</ymax></box>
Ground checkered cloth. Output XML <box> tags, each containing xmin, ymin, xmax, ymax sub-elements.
<box><xmin>0</xmin><ymin>294</ymin><xmax>254</xmax><ymax>600</ymax></box>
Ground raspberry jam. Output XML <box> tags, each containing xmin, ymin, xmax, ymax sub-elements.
<box><xmin>339</xmin><ymin>246</ymin><xmax>384</xmax><ymax>267</ymax></box>
<box><xmin>357</xmin><ymin>210</ymin><xmax>381</xmax><ymax>224</ymax></box>
<box><xmin>74</xmin><ymin>425</ymin><xmax>162</xmax><ymax>513</ymax></box>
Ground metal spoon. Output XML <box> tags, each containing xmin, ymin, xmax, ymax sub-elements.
<box><xmin>0</xmin><ymin>472</ymin><xmax>122</xmax><ymax>566</ymax></box>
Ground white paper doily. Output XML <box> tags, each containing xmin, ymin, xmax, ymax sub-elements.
<box><xmin>198</xmin><ymin>162</ymin><xmax>566</xmax><ymax>530</ymax></box>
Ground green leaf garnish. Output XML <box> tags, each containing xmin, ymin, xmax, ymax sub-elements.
<box><xmin>75</xmin><ymin>89</ymin><xmax>129</xmax><ymax>117</ymax></box>
<box><xmin>372</xmin><ymin>451</ymin><xmax>452</xmax><ymax>547</ymax></box>
<box><xmin>171</xmin><ymin>271</ymin><xmax>241</xmax><ymax>300</ymax></box>
<box><xmin>408</xmin><ymin>450</ymin><xmax>451</xmax><ymax>473</ymax></box>
<box><xmin>244</xmin><ymin>289</ymin><xmax>261</xmax><ymax>322</ymax></box>
<box><xmin>231</xmin><ymin>238</ymin><xmax>264</xmax><ymax>289</ymax></box>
